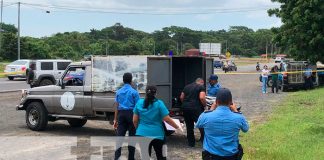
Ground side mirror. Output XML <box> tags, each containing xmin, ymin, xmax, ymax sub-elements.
<box><xmin>59</xmin><ymin>79</ymin><xmax>65</xmax><ymax>89</ymax></box>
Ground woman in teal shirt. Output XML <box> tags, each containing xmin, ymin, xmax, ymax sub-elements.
<box><xmin>133</xmin><ymin>85</ymin><xmax>181</xmax><ymax>160</ymax></box>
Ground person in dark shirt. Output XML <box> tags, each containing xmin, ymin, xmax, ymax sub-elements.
<box><xmin>271</xmin><ymin>65</ymin><xmax>279</xmax><ymax>93</ymax></box>
<box><xmin>180</xmin><ymin>78</ymin><xmax>207</xmax><ymax>147</ymax></box>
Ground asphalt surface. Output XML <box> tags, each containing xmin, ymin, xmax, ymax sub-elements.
<box><xmin>0</xmin><ymin>78</ymin><xmax>29</xmax><ymax>92</ymax></box>
<box><xmin>0</xmin><ymin>63</ymin><xmax>287</xmax><ymax>159</ymax></box>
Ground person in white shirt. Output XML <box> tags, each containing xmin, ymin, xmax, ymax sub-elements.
<box><xmin>261</xmin><ymin>65</ymin><xmax>269</xmax><ymax>94</ymax></box>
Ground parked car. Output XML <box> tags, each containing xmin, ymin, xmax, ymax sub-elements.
<box><xmin>275</xmin><ymin>57</ymin><xmax>285</xmax><ymax>63</ymax></box>
<box><xmin>27</xmin><ymin>59</ymin><xmax>72</xmax><ymax>87</ymax></box>
<box><xmin>214</xmin><ymin>60</ymin><xmax>223</xmax><ymax>68</ymax></box>
<box><xmin>280</xmin><ymin>61</ymin><xmax>318</xmax><ymax>91</ymax></box>
<box><xmin>4</xmin><ymin>59</ymin><xmax>31</xmax><ymax>80</ymax></box>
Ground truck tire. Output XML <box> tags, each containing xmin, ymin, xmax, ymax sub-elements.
<box><xmin>26</xmin><ymin>102</ymin><xmax>48</xmax><ymax>131</ymax></box>
<box><xmin>67</xmin><ymin>119</ymin><xmax>87</xmax><ymax>127</ymax></box>
<box><xmin>8</xmin><ymin>77</ymin><xmax>14</xmax><ymax>80</ymax></box>
<box><xmin>39</xmin><ymin>79</ymin><xmax>53</xmax><ymax>86</ymax></box>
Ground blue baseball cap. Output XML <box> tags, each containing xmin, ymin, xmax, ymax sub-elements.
<box><xmin>209</xmin><ymin>74</ymin><xmax>218</xmax><ymax>81</ymax></box>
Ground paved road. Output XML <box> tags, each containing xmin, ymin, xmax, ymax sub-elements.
<box><xmin>0</xmin><ymin>78</ymin><xmax>29</xmax><ymax>92</ymax></box>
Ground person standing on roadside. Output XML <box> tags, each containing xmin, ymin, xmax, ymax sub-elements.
<box><xmin>304</xmin><ymin>64</ymin><xmax>313</xmax><ymax>90</ymax></box>
<box><xmin>261</xmin><ymin>65</ymin><xmax>270</xmax><ymax>94</ymax></box>
<box><xmin>271</xmin><ymin>65</ymin><xmax>279</xmax><ymax>93</ymax></box>
<box><xmin>180</xmin><ymin>78</ymin><xmax>206</xmax><ymax>147</ymax></box>
<box><xmin>114</xmin><ymin>73</ymin><xmax>140</xmax><ymax>160</ymax></box>
<box><xmin>133</xmin><ymin>85</ymin><xmax>182</xmax><ymax>160</ymax></box>
<box><xmin>207</xmin><ymin>74</ymin><xmax>221</xmax><ymax>97</ymax></box>
<box><xmin>196</xmin><ymin>88</ymin><xmax>249</xmax><ymax>160</ymax></box>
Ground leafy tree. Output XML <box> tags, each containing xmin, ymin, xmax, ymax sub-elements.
<box><xmin>268</xmin><ymin>0</ymin><xmax>324</xmax><ymax>63</ymax></box>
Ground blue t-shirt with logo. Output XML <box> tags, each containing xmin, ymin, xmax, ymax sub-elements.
<box><xmin>133</xmin><ymin>99</ymin><xmax>169</xmax><ymax>140</ymax></box>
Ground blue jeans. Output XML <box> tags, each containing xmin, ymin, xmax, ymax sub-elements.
<box><xmin>262</xmin><ymin>77</ymin><xmax>268</xmax><ymax>93</ymax></box>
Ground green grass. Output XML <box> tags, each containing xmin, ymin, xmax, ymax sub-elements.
<box><xmin>0</xmin><ymin>63</ymin><xmax>6</xmax><ymax>78</ymax></box>
<box><xmin>240</xmin><ymin>88</ymin><xmax>324</xmax><ymax>160</ymax></box>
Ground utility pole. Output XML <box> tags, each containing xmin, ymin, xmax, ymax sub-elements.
<box><xmin>226</xmin><ymin>40</ymin><xmax>228</xmax><ymax>51</ymax></box>
<box><xmin>0</xmin><ymin>0</ymin><xmax>3</xmax><ymax>56</ymax></box>
<box><xmin>265</xmin><ymin>41</ymin><xmax>268</xmax><ymax>62</ymax></box>
<box><xmin>271</xmin><ymin>43</ymin><xmax>274</xmax><ymax>59</ymax></box>
<box><xmin>153</xmin><ymin>41</ymin><xmax>155</xmax><ymax>55</ymax></box>
<box><xmin>17</xmin><ymin>2</ymin><xmax>21</xmax><ymax>60</ymax></box>
<box><xmin>105</xmin><ymin>42</ymin><xmax>108</xmax><ymax>56</ymax></box>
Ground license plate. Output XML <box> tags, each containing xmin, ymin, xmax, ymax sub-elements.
<box><xmin>11</xmin><ymin>68</ymin><xmax>15</xmax><ymax>71</ymax></box>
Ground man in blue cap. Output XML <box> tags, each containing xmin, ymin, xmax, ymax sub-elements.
<box><xmin>207</xmin><ymin>74</ymin><xmax>221</xmax><ymax>97</ymax></box>
<box><xmin>196</xmin><ymin>88</ymin><xmax>249</xmax><ymax>160</ymax></box>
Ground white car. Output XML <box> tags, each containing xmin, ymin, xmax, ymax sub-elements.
<box><xmin>4</xmin><ymin>59</ymin><xmax>31</xmax><ymax>80</ymax></box>
<box><xmin>275</xmin><ymin>57</ymin><xmax>285</xmax><ymax>63</ymax></box>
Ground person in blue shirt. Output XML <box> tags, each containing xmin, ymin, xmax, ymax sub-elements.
<box><xmin>304</xmin><ymin>64</ymin><xmax>313</xmax><ymax>90</ymax></box>
<box><xmin>113</xmin><ymin>72</ymin><xmax>140</xmax><ymax>160</ymax></box>
<box><xmin>207</xmin><ymin>74</ymin><xmax>221</xmax><ymax>97</ymax></box>
<box><xmin>196</xmin><ymin>88</ymin><xmax>249</xmax><ymax>160</ymax></box>
<box><xmin>133</xmin><ymin>85</ymin><xmax>181</xmax><ymax>160</ymax></box>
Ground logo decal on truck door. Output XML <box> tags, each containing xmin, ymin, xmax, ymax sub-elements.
<box><xmin>60</xmin><ymin>92</ymin><xmax>75</xmax><ymax>111</ymax></box>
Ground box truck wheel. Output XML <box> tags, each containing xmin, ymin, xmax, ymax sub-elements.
<box><xmin>26</xmin><ymin>102</ymin><xmax>48</xmax><ymax>131</ymax></box>
<box><xmin>67</xmin><ymin>119</ymin><xmax>87</xmax><ymax>127</ymax></box>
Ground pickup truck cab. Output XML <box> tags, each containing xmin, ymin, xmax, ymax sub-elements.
<box><xmin>17</xmin><ymin>56</ymin><xmax>214</xmax><ymax>131</ymax></box>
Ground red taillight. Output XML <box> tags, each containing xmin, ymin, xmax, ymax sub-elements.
<box><xmin>283</xmin><ymin>72</ymin><xmax>288</xmax><ymax>78</ymax></box>
<box><xmin>21</xmin><ymin>66</ymin><xmax>26</xmax><ymax>71</ymax></box>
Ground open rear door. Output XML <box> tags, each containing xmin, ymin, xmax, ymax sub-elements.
<box><xmin>205</xmin><ymin>58</ymin><xmax>214</xmax><ymax>84</ymax></box>
<box><xmin>147</xmin><ymin>57</ymin><xmax>172</xmax><ymax>109</ymax></box>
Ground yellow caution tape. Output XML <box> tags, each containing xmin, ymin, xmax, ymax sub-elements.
<box><xmin>0</xmin><ymin>71</ymin><xmax>25</xmax><ymax>76</ymax></box>
<box><xmin>214</xmin><ymin>69</ymin><xmax>324</xmax><ymax>75</ymax></box>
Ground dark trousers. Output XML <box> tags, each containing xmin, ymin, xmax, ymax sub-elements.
<box><xmin>148</xmin><ymin>139</ymin><xmax>166</xmax><ymax>160</ymax></box>
<box><xmin>304</xmin><ymin>77</ymin><xmax>313</xmax><ymax>90</ymax></box>
<box><xmin>272</xmin><ymin>79</ymin><xmax>278</xmax><ymax>93</ymax></box>
<box><xmin>202</xmin><ymin>144</ymin><xmax>243</xmax><ymax>160</ymax></box>
<box><xmin>183</xmin><ymin>109</ymin><xmax>204</xmax><ymax>147</ymax></box>
<box><xmin>115</xmin><ymin>110</ymin><xmax>136</xmax><ymax>160</ymax></box>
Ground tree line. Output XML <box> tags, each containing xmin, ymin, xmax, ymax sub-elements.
<box><xmin>0</xmin><ymin>22</ymin><xmax>276</xmax><ymax>61</ymax></box>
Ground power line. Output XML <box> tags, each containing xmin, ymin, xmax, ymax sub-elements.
<box><xmin>19</xmin><ymin>2</ymin><xmax>279</xmax><ymax>15</ymax></box>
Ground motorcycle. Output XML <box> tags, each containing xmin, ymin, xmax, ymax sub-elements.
<box><xmin>256</xmin><ymin>65</ymin><xmax>260</xmax><ymax>71</ymax></box>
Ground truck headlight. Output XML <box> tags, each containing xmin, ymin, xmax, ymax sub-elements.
<box><xmin>21</xmin><ymin>89</ymin><xmax>29</xmax><ymax>98</ymax></box>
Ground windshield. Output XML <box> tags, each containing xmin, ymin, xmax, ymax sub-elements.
<box><xmin>10</xmin><ymin>60</ymin><xmax>28</xmax><ymax>65</ymax></box>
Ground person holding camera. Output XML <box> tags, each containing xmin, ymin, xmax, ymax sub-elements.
<box><xmin>196</xmin><ymin>88</ymin><xmax>249</xmax><ymax>160</ymax></box>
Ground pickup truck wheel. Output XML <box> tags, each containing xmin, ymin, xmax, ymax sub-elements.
<box><xmin>39</xmin><ymin>79</ymin><xmax>53</xmax><ymax>86</ymax></box>
<box><xmin>67</xmin><ymin>119</ymin><xmax>87</xmax><ymax>127</ymax></box>
<box><xmin>26</xmin><ymin>102</ymin><xmax>48</xmax><ymax>131</ymax></box>
<box><xmin>8</xmin><ymin>77</ymin><xmax>14</xmax><ymax>80</ymax></box>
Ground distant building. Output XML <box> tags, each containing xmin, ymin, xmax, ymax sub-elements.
<box><xmin>185</xmin><ymin>49</ymin><xmax>205</xmax><ymax>56</ymax></box>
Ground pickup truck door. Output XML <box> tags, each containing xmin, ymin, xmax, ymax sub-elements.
<box><xmin>52</xmin><ymin>66</ymin><xmax>85</xmax><ymax>115</ymax></box>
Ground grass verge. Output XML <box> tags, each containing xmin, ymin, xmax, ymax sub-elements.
<box><xmin>0</xmin><ymin>63</ymin><xmax>6</xmax><ymax>78</ymax></box>
<box><xmin>240</xmin><ymin>88</ymin><xmax>324</xmax><ymax>160</ymax></box>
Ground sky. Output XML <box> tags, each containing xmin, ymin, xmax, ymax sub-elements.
<box><xmin>2</xmin><ymin>0</ymin><xmax>282</xmax><ymax>38</ymax></box>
